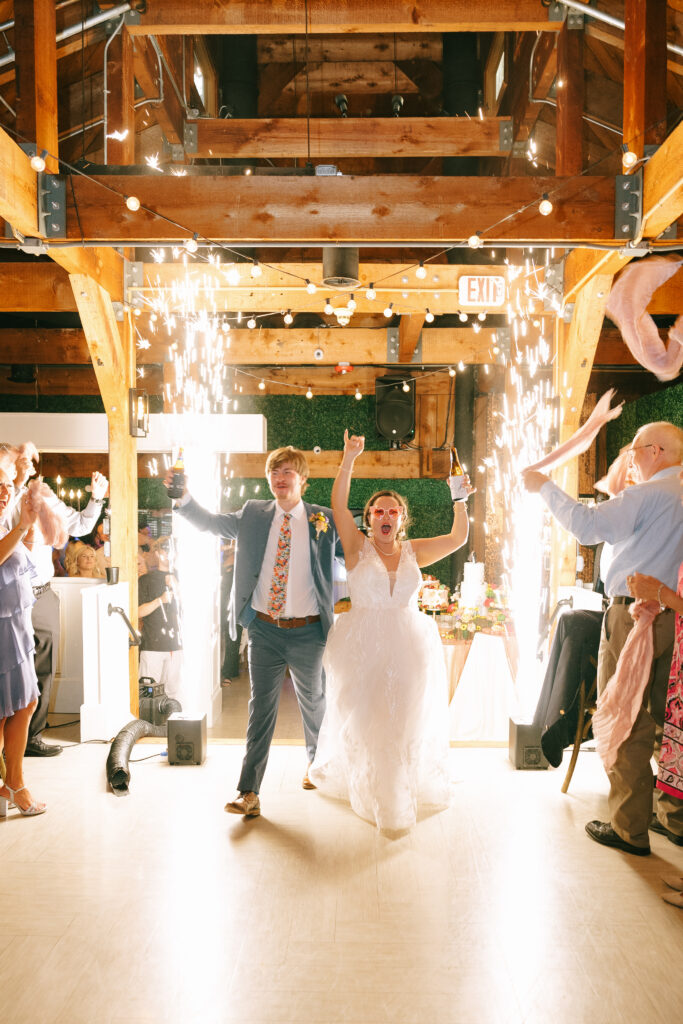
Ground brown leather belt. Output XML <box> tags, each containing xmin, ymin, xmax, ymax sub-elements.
<box><xmin>611</xmin><ymin>595</ymin><xmax>635</xmax><ymax>605</ymax></box>
<box><xmin>255</xmin><ymin>611</ymin><xmax>321</xmax><ymax>629</ymax></box>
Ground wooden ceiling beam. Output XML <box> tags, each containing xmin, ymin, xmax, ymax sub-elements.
<box><xmin>190</xmin><ymin>116</ymin><xmax>512</xmax><ymax>160</ymax></box>
<box><xmin>555</xmin><ymin>20</ymin><xmax>584</xmax><ymax>175</ymax></box>
<box><xmin>64</xmin><ymin>173</ymin><xmax>616</xmax><ymax>243</ymax></box>
<box><xmin>106</xmin><ymin>26</ymin><xmax>136</xmax><ymax>165</ymax></box>
<box><xmin>132</xmin><ymin>35</ymin><xmax>185</xmax><ymax>146</ymax></box>
<box><xmin>257</xmin><ymin>34</ymin><xmax>443</xmax><ymax>63</ymax></box>
<box><xmin>13</xmin><ymin>0</ymin><xmax>59</xmax><ymax>174</ymax></box>
<box><xmin>0</xmin><ymin>364</ymin><xmax>164</xmax><ymax>396</ymax></box>
<box><xmin>127</xmin><ymin>1</ymin><xmax>564</xmax><ymax>35</ymax></box>
<box><xmin>623</xmin><ymin>0</ymin><xmax>668</xmax><ymax>157</ymax></box>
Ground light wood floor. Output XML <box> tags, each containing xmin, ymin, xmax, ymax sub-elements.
<box><xmin>2</xmin><ymin>719</ymin><xmax>683</xmax><ymax>1024</ymax></box>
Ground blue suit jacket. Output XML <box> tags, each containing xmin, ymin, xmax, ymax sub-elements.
<box><xmin>178</xmin><ymin>498</ymin><xmax>344</xmax><ymax>640</ymax></box>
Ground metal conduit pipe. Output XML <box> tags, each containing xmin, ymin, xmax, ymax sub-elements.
<box><xmin>556</xmin><ymin>0</ymin><xmax>683</xmax><ymax>60</ymax></box>
<box><xmin>0</xmin><ymin>2</ymin><xmax>133</xmax><ymax>69</ymax></box>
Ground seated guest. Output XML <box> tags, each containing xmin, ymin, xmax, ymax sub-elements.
<box><xmin>64</xmin><ymin>541</ymin><xmax>104</xmax><ymax>579</ymax></box>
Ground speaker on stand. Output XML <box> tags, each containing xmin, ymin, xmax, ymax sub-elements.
<box><xmin>375</xmin><ymin>376</ymin><xmax>415</xmax><ymax>445</ymax></box>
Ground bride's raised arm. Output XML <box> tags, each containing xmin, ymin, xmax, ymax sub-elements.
<box><xmin>331</xmin><ymin>429</ymin><xmax>366</xmax><ymax>564</ymax></box>
<box><xmin>411</xmin><ymin>475</ymin><xmax>474</xmax><ymax>568</ymax></box>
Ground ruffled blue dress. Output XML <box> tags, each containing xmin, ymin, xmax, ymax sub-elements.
<box><xmin>0</xmin><ymin>533</ymin><xmax>39</xmax><ymax>718</ymax></box>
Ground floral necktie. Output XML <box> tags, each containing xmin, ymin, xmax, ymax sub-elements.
<box><xmin>267</xmin><ymin>512</ymin><xmax>292</xmax><ymax>617</ymax></box>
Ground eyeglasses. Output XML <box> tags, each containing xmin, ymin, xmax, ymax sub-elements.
<box><xmin>371</xmin><ymin>507</ymin><xmax>402</xmax><ymax>519</ymax></box>
<box><xmin>627</xmin><ymin>443</ymin><xmax>662</xmax><ymax>459</ymax></box>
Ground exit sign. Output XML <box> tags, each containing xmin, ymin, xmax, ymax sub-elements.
<box><xmin>458</xmin><ymin>275</ymin><xmax>506</xmax><ymax>308</ymax></box>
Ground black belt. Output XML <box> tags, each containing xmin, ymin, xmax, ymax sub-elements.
<box><xmin>255</xmin><ymin>611</ymin><xmax>321</xmax><ymax>629</ymax></box>
<box><xmin>32</xmin><ymin>582</ymin><xmax>51</xmax><ymax>598</ymax></box>
<box><xmin>611</xmin><ymin>595</ymin><xmax>635</xmax><ymax>605</ymax></box>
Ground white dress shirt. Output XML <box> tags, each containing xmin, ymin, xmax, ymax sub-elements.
<box><xmin>251</xmin><ymin>501</ymin><xmax>319</xmax><ymax>618</ymax></box>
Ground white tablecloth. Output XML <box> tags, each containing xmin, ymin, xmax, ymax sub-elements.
<box><xmin>446</xmin><ymin>632</ymin><xmax>517</xmax><ymax>741</ymax></box>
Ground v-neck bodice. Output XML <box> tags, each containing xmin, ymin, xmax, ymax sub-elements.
<box><xmin>346</xmin><ymin>537</ymin><xmax>422</xmax><ymax>608</ymax></box>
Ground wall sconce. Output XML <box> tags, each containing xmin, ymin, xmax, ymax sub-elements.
<box><xmin>129</xmin><ymin>388</ymin><xmax>149</xmax><ymax>437</ymax></box>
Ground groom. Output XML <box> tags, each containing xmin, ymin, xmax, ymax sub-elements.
<box><xmin>167</xmin><ymin>446</ymin><xmax>343</xmax><ymax>817</ymax></box>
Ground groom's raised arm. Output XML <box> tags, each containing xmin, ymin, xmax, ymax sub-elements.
<box><xmin>176</xmin><ymin>495</ymin><xmax>242</xmax><ymax>541</ymax></box>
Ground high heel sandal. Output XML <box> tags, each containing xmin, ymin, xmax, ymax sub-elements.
<box><xmin>0</xmin><ymin>785</ymin><xmax>46</xmax><ymax>817</ymax></box>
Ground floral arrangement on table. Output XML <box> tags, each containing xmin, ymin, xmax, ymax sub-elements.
<box><xmin>419</xmin><ymin>577</ymin><xmax>513</xmax><ymax>639</ymax></box>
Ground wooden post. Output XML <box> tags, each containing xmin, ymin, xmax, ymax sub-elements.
<box><xmin>13</xmin><ymin>0</ymin><xmax>59</xmax><ymax>173</ymax></box>
<box><xmin>70</xmin><ymin>274</ymin><xmax>139</xmax><ymax>715</ymax></box>
<box><xmin>106</xmin><ymin>26</ymin><xmax>136</xmax><ymax>165</ymax></box>
<box><xmin>623</xmin><ymin>0</ymin><xmax>668</xmax><ymax>157</ymax></box>
<box><xmin>556</xmin><ymin>17</ymin><xmax>584</xmax><ymax>175</ymax></box>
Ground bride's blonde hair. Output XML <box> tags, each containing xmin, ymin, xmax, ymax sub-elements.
<box><xmin>363</xmin><ymin>490</ymin><xmax>410</xmax><ymax>539</ymax></box>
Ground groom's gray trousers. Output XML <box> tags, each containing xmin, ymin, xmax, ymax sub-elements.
<box><xmin>239</xmin><ymin>616</ymin><xmax>327</xmax><ymax>794</ymax></box>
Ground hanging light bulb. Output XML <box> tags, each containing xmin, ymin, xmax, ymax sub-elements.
<box><xmin>468</xmin><ymin>232</ymin><xmax>483</xmax><ymax>249</ymax></box>
<box><xmin>125</xmin><ymin>195</ymin><xmax>141</xmax><ymax>212</ymax></box>
<box><xmin>458</xmin><ymin>311</ymin><xmax>468</xmax><ymax>323</ymax></box>
<box><xmin>539</xmin><ymin>193</ymin><xmax>553</xmax><ymax>216</ymax></box>
<box><xmin>366</xmin><ymin>283</ymin><xmax>376</xmax><ymax>300</ymax></box>
<box><xmin>348</xmin><ymin>294</ymin><xmax>356</xmax><ymax>311</ymax></box>
<box><xmin>622</xmin><ymin>144</ymin><xmax>638</xmax><ymax>170</ymax></box>
<box><xmin>283</xmin><ymin>309</ymin><xmax>294</xmax><ymax>325</ymax></box>
<box><xmin>306</xmin><ymin>388</ymin><xmax>313</xmax><ymax>399</ymax></box>
<box><xmin>416</xmin><ymin>261</ymin><xmax>427</xmax><ymax>279</ymax></box>
<box><xmin>448</xmin><ymin>367</ymin><xmax>456</xmax><ymax>377</ymax></box>
<box><xmin>250</xmin><ymin>261</ymin><xmax>262</xmax><ymax>278</ymax></box>
<box><xmin>383</xmin><ymin>302</ymin><xmax>394</xmax><ymax>318</ymax></box>
<box><xmin>185</xmin><ymin>233</ymin><xmax>199</xmax><ymax>253</ymax></box>
<box><xmin>324</xmin><ymin>299</ymin><xmax>334</xmax><ymax>315</ymax></box>
<box><xmin>247</xmin><ymin>317</ymin><xmax>256</xmax><ymax>329</ymax></box>
<box><xmin>425</xmin><ymin>309</ymin><xmax>435</xmax><ymax>323</ymax></box>
<box><xmin>402</xmin><ymin>381</ymin><xmax>410</xmax><ymax>393</ymax></box>
<box><xmin>226</xmin><ymin>267</ymin><xmax>240</xmax><ymax>286</ymax></box>
<box><xmin>305</xmin><ymin>279</ymin><xmax>317</xmax><ymax>294</ymax></box>
<box><xmin>354</xmin><ymin>388</ymin><xmax>362</xmax><ymax>400</ymax></box>
<box><xmin>477</xmin><ymin>311</ymin><xmax>486</xmax><ymax>321</ymax></box>
<box><xmin>258</xmin><ymin>380</ymin><xmax>265</xmax><ymax>390</ymax></box>
<box><xmin>30</xmin><ymin>150</ymin><xmax>47</xmax><ymax>172</ymax></box>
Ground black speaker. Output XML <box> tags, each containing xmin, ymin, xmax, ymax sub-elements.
<box><xmin>375</xmin><ymin>375</ymin><xmax>415</xmax><ymax>442</ymax></box>
<box><xmin>509</xmin><ymin>720</ymin><xmax>549</xmax><ymax>770</ymax></box>
<box><xmin>167</xmin><ymin>714</ymin><xmax>207</xmax><ymax>765</ymax></box>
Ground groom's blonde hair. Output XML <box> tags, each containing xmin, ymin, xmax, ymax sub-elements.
<box><xmin>265</xmin><ymin>446</ymin><xmax>309</xmax><ymax>494</ymax></box>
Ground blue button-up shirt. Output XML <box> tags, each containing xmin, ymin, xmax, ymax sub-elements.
<box><xmin>540</xmin><ymin>466</ymin><xmax>683</xmax><ymax>597</ymax></box>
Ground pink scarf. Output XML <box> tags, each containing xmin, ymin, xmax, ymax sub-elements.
<box><xmin>606</xmin><ymin>256</ymin><xmax>683</xmax><ymax>381</ymax></box>
<box><xmin>525</xmin><ymin>389</ymin><xmax>623</xmax><ymax>473</ymax></box>
<box><xmin>592</xmin><ymin>600</ymin><xmax>659</xmax><ymax>771</ymax></box>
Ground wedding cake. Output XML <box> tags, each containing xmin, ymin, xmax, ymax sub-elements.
<box><xmin>460</xmin><ymin>560</ymin><xmax>486</xmax><ymax>609</ymax></box>
<box><xmin>419</xmin><ymin>576</ymin><xmax>450</xmax><ymax>611</ymax></box>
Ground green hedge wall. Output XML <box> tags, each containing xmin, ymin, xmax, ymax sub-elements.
<box><xmin>606</xmin><ymin>381</ymin><xmax>683</xmax><ymax>462</ymax></box>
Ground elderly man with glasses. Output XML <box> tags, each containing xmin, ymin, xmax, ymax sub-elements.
<box><xmin>523</xmin><ymin>421</ymin><xmax>683</xmax><ymax>856</ymax></box>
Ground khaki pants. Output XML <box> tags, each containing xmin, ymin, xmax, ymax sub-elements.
<box><xmin>598</xmin><ymin>604</ymin><xmax>683</xmax><ymax>847</ymax></box>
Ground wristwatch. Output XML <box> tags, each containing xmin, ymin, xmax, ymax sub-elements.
<box><xmin>657</xmin><ymin>583</ymin><xmax>667</xmax><ymax>612</ymax></box>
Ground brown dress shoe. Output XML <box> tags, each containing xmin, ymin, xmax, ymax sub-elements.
<box><xmin>225</xmin><ymin>791</ymin><xmax>260</xmax><ymax>816</ymax></box>
<box><xmin>302</xmin><ymin>763</ymin><xmax>316</xmax><ymax>790</ymax></box>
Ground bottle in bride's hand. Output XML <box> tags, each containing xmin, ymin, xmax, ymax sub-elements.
<box><xmin>448</xmin><ymin>446</ymin><xmax>469</xmax><ymax>501</ymax></box>
<box><xmin>166</xmin><ymin>448</ymin><xmax>185</xmax><ymax>499</ymax></box>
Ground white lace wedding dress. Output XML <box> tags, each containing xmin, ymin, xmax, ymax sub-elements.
<box><xmin>309</xmin><ymin>538</ymin><xmax>450</xmax><ymax>831</ymax></box>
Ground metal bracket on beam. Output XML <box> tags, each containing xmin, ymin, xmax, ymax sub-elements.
<box><xmin>499</xmin><ymin>120</ymin><xmax>513</xmax><ymax>151</ymax></box>
<box><xmin>510</xmin><ymin>141</ymin><xmax>527</xmax><ymax>158</ymax></box>
<box><xmin>125</xmin><ymin>260</ymin><xmax>144</xmax><ymax>291</ymax></box>
<box><xmin>38</xmin><ymin>173</ymin><xmax>66</xmax><ymax>238</ymax></box>
<box><xmin>183</xmin><ymin>122</ymin><xmax>197</xmax><ymax>154</ymax></box>
<box><xmin>615</xmin><ymin>169</ymin><xmax>643</xmax><ymax>241</ymax></box>
<box><xmin>162</xmin><ymin>137</ymin><xmax>185</xmax><ymax>162</ymax></box>
<box><xmin>547</xmin><ymin>2</ymin><xmax>583</xmax><ymax>27</ymax></box>
<box><xmin>387</xmin><ymin>326</ymin><xmax>422</xmax><ymax>364</ymax></box>
<box><xmin>124</xmin><ymin>10</ymin><xmax>141</xmax><ymax>26</ymax></box>
<box><xmin>562</xmin><ymin>302</ymin><xmax>575</xmax><ymax>323</ymax></box>
<box><xmin>111</xmin><ymin>302</ymin><xmax>125</xmax><ymax>322</ymax></box>
<box><xmin>542</xmin><ymin>259</ymin><xmax>564</xmax><ymax>312</ymax></box>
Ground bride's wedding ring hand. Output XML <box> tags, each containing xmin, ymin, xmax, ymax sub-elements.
<box><xmin>343</xmin><ymin>429</ymin><xmax>365</xmax><ymax>460</ymax></box>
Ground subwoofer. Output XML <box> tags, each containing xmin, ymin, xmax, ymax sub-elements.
<box><xmin>375</xmin><ymin>375</ymin><xmax>415</xmax><ymax>442</ymax></box>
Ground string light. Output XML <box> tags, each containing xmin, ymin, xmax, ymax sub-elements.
<box><xmin>125</xmin><ymin>195</ymin><xmax>141</xmax><ymax>212</ymax></box>
<box><xmin>250</xmin><ymin>261</ymin><xmax>262</xmax><ymax>278</ymax></box>
<box><xmin>402</xmin><ymin>381</ymin><xmax>410</xmax><ymax>392</ymax></box>
<box><xmin>448</xmin><ymin>367</ymin><xmax>456</xmax><ymax>377</ymax></box>
<box><xmin>29</xmin><ymin>150</ymin><xmax>47</xmax><ymax>172</ymax></box>
<box><xmin>383</xmin><ymin>302</ymin><xmax>394</xmax><ymax>318</ymax></box>
<box><xmin>416</xmin><ymin>261</ymin><xmax>427</xmax><ymax>279</ymax></box>
<box><xmin>477</xmin><ymin>312</ymin><xmax>486</xmax><ymax>321</ymax></box>
<box><xmin>348</xmin><ymin>294</ymin><xmax>357</xmax><ymax>311</ymax></box>
<box><xmin>468</xmin><ymin>232</ymin><xmax>483</xmax><ymax>249</ymax></box>
<box><xmin>284</xmin><ymin>309</ymin><xmax>294</xmax><ymax>324</ymax></box>
<box><xmin>185</xmin><ymin>233</ymin><xmax>199</xmax><ymax>253</ymax></box>
<box><xmin>458</xmin><ymin>312</ymin><xmax>468</xmax><ymax>323</ymax></box>
<box><xmin>538</xmin><ymin>193</ymin><xmax>553</xmax><ymax>216</ymax></box>
<box><xmin>306</xmin><ymin>388</ymin><xmax>313</xmax><ymax>399</ymax></box>
<box><xmin>324</xmin><ymin>299</ymin><xmax>334</xmax><ymax>315</ymax></box>
<box><xmin>366</xmin><ymin>283</ymin><xmax>376</xmax><ymax>300</ymax></box>
<box><xmin>226</xmin><ymin>267</ymin><xmax>240</xmax><ymax>286</ymax></box>
<box><xmin>258</xmin><ymin>380</ymin><xmax>265</xmax><ymax>390</ymax></box>
<box><xmin>354</xmin><ymin>388</ymin><xmax>362</xmax><ymax>400</ymax></box>
<box><xmin>425</xmin><ymin>309</ymin><xmax>435</xmax><ymax>323</ymax></box>
<box><xmin>247</xmin><ymin>317</ymin><xmax>256</xmax><ymax>329</ymax></box>
<box><xmin>305</xmin><ymin>279</ymin><xmax>317</xmax><ymax>294</ymax></box>
<box><xmin>622</xmin><ymin>143</ymin><xmax>638</xmax><ymax>169</ymax></box>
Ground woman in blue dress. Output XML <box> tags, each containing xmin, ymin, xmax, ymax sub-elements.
<box><xmin>0</xmin><ymin>450</ymin><xmax>45</xmax><ymax>817</ymax></box>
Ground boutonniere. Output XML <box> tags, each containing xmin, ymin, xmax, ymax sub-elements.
<box><xmin>309</xmin><ymin>512</ymin><xmax>329</xmax><ymax>537</ymax></box>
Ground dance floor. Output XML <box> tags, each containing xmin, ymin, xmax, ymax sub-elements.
<box><xmin>2</xmin><ymin>698</ymin><xmax>682</xmax><ymax>1024</ymax></box>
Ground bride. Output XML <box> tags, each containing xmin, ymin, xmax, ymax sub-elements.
<box><xmin>309</xmin><ymin>430</ymin><xmax>473</xmax><ymax>833</ymax></box>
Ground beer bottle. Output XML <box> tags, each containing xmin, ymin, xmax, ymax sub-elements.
<box><xmin>166</xmin><ymin>448</ymin><xmax>186</xmax><ymax>499</ymax></box>
<box><xmin>449</xmin><ymin>446</ymin><xmax>468</xmax><ymax>501</ymax></box>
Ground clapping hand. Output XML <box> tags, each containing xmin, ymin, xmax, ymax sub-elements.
<box><xmin>343</xmin><ymin>429</ymin><xmax>365</xmax><ymax>460</ymax></box>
